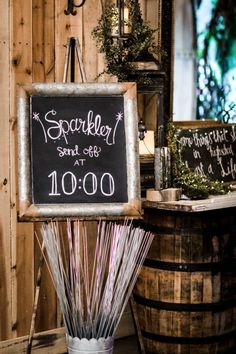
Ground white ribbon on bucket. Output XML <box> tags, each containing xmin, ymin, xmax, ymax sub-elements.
<box><xmin>67</xmin><ymin>335</ymin><xmax>114</xmax><ymax>354</ymax></box>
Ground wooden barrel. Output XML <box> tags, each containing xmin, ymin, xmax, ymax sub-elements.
<box><xmin>133</xmin><ymin>208</ymin><xmax>236</xmax><ymax>354</ymax></box>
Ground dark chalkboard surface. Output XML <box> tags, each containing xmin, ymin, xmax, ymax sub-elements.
<box><xmin>31</xmin><ymin>96</ymin><xmax>128</xmax><ymax>204</ymax></box>
<box><xmin>17</xmin><ymin>82</ymin><xmax>140</xmax><ymax>219</ymax></box>
<box><xmin>176</xmin><ymin>124</ymin><xmax>236</xmax><ymax>182</ymax></box>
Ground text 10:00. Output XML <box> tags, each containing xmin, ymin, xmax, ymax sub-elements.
<box><xmin>48</xmin><ymin>171</ymin><xmax>115</xmax><ymax>197</ymax></box>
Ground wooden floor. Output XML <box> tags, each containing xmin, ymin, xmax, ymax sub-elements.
<box><xmin>114</xmin><ymin>335</ymin><xmax>140</xmax><ymax>354</ymax></box>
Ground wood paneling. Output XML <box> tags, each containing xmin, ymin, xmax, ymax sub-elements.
<box><xmin>0</xmin><ymin>0</ymin><xmax>11</xmax><ymax>341</ymax></box>
<box><xmin>0</xmin><ymin>327</ymin><xmax>67</xmax><ymax>354</ymax></box>
<box><xmin>83</xmin><ymin>0</ymin><xmax>100</xmax><ymax>82</ymax></box>
<box><xmin>0</xmin><ymin>0</ymin><xmax>161</xmax><ymax>346</ymax></box>
<box><xmin>32</xmin><ymin>0</ymin><xmax>55</xmax><ymax>82</ymax></box>
<box><xmin>32</xmin><ymin>0</ymin><xmax>57</xmax><ymax>334</ymax></box>
<box><xmin>10</xmin><ymin>0</ymin><xmax>34</xmax><ymax>337</ymax></box>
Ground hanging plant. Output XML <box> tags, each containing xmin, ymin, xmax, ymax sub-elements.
<box><xmin>167</xmin><ymin>123</ymin><xmax>229</xmax><ymax>199</ymax></box>
<box><xmin>92</xmin><ymin>0</ymin><xmax>165</xmax><ymax>82</ymax></box>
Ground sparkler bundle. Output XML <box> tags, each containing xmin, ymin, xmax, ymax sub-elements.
<box><xmin>41</xmin><ymin>220</ymin><xmax>153</xmax><ymax>353</ymax></box>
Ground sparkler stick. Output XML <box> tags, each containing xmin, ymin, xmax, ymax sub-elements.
<box><xmin>40</xmin><ymin>219</ymin><xmax>154</xmax><ymax>343</ymax></box>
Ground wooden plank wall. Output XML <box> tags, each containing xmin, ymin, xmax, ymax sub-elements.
<box><xmin>0</xmin><ymin>0</ymin><xmax>162</xmax><ymax>346</ymax></box>
<box><xmin>0</xmin><ymin>0</ymin><xmax>11</xmax><ymax>341</ymax></box>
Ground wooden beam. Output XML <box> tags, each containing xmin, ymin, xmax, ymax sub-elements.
<box><xmin>0</xmin><ymin>0</ymin><xmax>11</xmax><ymax>341</ymax></box>
<box><xmin>0</xmin><ymin>307</ymin><xmax>135</xmax><ymax>353</ymax></box>
<box><xmin>10</xmin><ymin>0</ymin><xmax>34</xmax><ymax>337</ymax></box>
<box><xmin>0</xmin><ymin>328</ymin><xmax>67</xmax><ymax>354</ymax></box>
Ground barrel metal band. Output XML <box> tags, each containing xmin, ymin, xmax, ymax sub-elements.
<box><xmin>141</xmin><ymin>329</ymin><xmax>236</xmax><ymax>345</ymax></box>
<box><xmin>143</xmin><ymin>258</ymin><xmax>236</xmax><ymax>274</ymax></box>
<box><xmin>134</xmin><ymin>220</ymin><xmax>220</xmax><ymax>236</ymax></box>
<box><xmin>135</xmin><ymin>224</ymin><xmax>204</xmax><ymax>236</ymax></box>
<box><xmin>133</xmin><ymin>293</ymin><xmax>236</xmax><ymax>312</ymax></box>
<box><xmin>143</xmin><ymin>258</ymin><xmax>224</xmax><ymax>273</ymax></box>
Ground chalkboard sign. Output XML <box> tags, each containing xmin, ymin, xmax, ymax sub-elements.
<box><xmin>17</xmin><ymin>83</ymin><xmax>141</xmax><ymax>219</ymax></box>
<box><xmin>176</xmin><ymin>123</ymin><xmax>236</xmax><ymax>182</ymax></box>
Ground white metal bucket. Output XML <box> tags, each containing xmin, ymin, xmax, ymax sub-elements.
<box><xmin>67</xmin><ymin>336</ymin><xmax>114</xmax><ymax>354</ymax></box>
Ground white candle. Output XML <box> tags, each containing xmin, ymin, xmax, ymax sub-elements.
<box><xmin>123</xmin><ymin>7</ymin><xmax>130</xmax><ymax>34</ymax></box>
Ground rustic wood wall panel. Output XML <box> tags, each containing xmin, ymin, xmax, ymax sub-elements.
<box><xmin>55</xmin><ymin>0</ymin><xmax>83</xmax><ymax>82</ymax></box>
<box><xmin>83</xmin><ymin>1</ymin><xmax>101</xmax><ymax>82</ymax></box>
<box><xmin>0</xmin><ymin>0</ymin><xmax>163</xmax><ymax>346</ymax></box>
<box><xmin>32</xmin><ymin>0</ymin><xmax>55</xmax><ymax>82</ymax></box>
<box><xmin>0</xmin><ymin>0</ymin><xmax>11</xmax><ymax>341</ymax></box>
<box><xmin>10</xmin><ymin>0</ymin><xmax>35</xmax><ymax>338</ymax></box>
<box><xmin>32</xmin><ymin>0</ymin><xmax>58</xmax><ymax>334</ymax></box>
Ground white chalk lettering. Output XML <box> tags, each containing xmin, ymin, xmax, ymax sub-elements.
<box><xmin>212</xmin><ymin>128</ymin><xmax>228</xmax><ymax>143</ymax></box>
<box><xmin>57</xmin><ymin>145</ymin><xmax>81</xmax><ymax>157</ymax></box>
<box><xmin>207</xmin><ymin>144</ymin><xmax>234</xmax><ymax>160</ymax></box>
<box><xmin>193</xmin><ymin>149</ymin><xmax>201</xmax><ymax>159</ymax></box>
<box><xmin>179</xmin><ymin>136</ymin><xmax>193</xmax><ymax>148</ymax></box>
<box><xmin>73</xmin><ymin>159</ymin><xmax>86</xmax><ymax>166</ymax></box>
<box><xmin>83</xmin><ymin>145</ymin><xmax>102</xmax><ymax>158</ymax></box>
<box><xmin>194</xmin><ymin>162</ymin><xmax>206</xmax><ymax>176</ymax></box>
<box><xmin>193</xmin><ymin>132</ymin><xmax>213</xmax><ymax>148</ymax></box>
<box><xmin>34</xmin><ymin>109</ymin><xmax>123</xmax><ymax>146</ymax></box>
<box><xmin>47</xmin><ymin>170</ymin><xmax>115</xmax><ymax>197</ymax></box>
<box><xmin>218</xmin><ymin>157</ymin><xmax>236</xmax><ymax>179</ymax></box>
<box><xmin>230</xmin><ymin>126</ymin><xmax>236</xmax><ymax>142</ymax></box>
<box><xmin>208</xmin><ymin>164</ymin><xmax>214</xmax><ymax>175</ymax></box>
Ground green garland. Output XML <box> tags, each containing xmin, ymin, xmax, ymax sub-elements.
<box><xmin>92</xmin><ymin>1</ymin><xmax>164</xmax><ymax>82</ymax></box>
<box><xmin>167</xmin><ymin>123</ymin><xmax>229</xmax><ymax>199</ymax></box>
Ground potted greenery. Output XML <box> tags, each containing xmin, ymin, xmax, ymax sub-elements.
<box><xmin>92</xmin><ymin>0</ymin><xmax>164</xmax><ymax>82</ymax></box>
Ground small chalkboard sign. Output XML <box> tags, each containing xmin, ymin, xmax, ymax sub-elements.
<box><xmin>17</xmin><ymin>83</ymin><xmax>141</xmax><ymax>220</ymax></box>
<box><xmin>175</xmin><ymin>122</ymin><xmax>236</xmax><ymax>183</ymax></box>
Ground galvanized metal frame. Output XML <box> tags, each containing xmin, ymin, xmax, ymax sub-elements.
<box><xmin>17</xmin><ymin>82</ymin><xmax>141</xmax><ymax>220</ymax></box>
